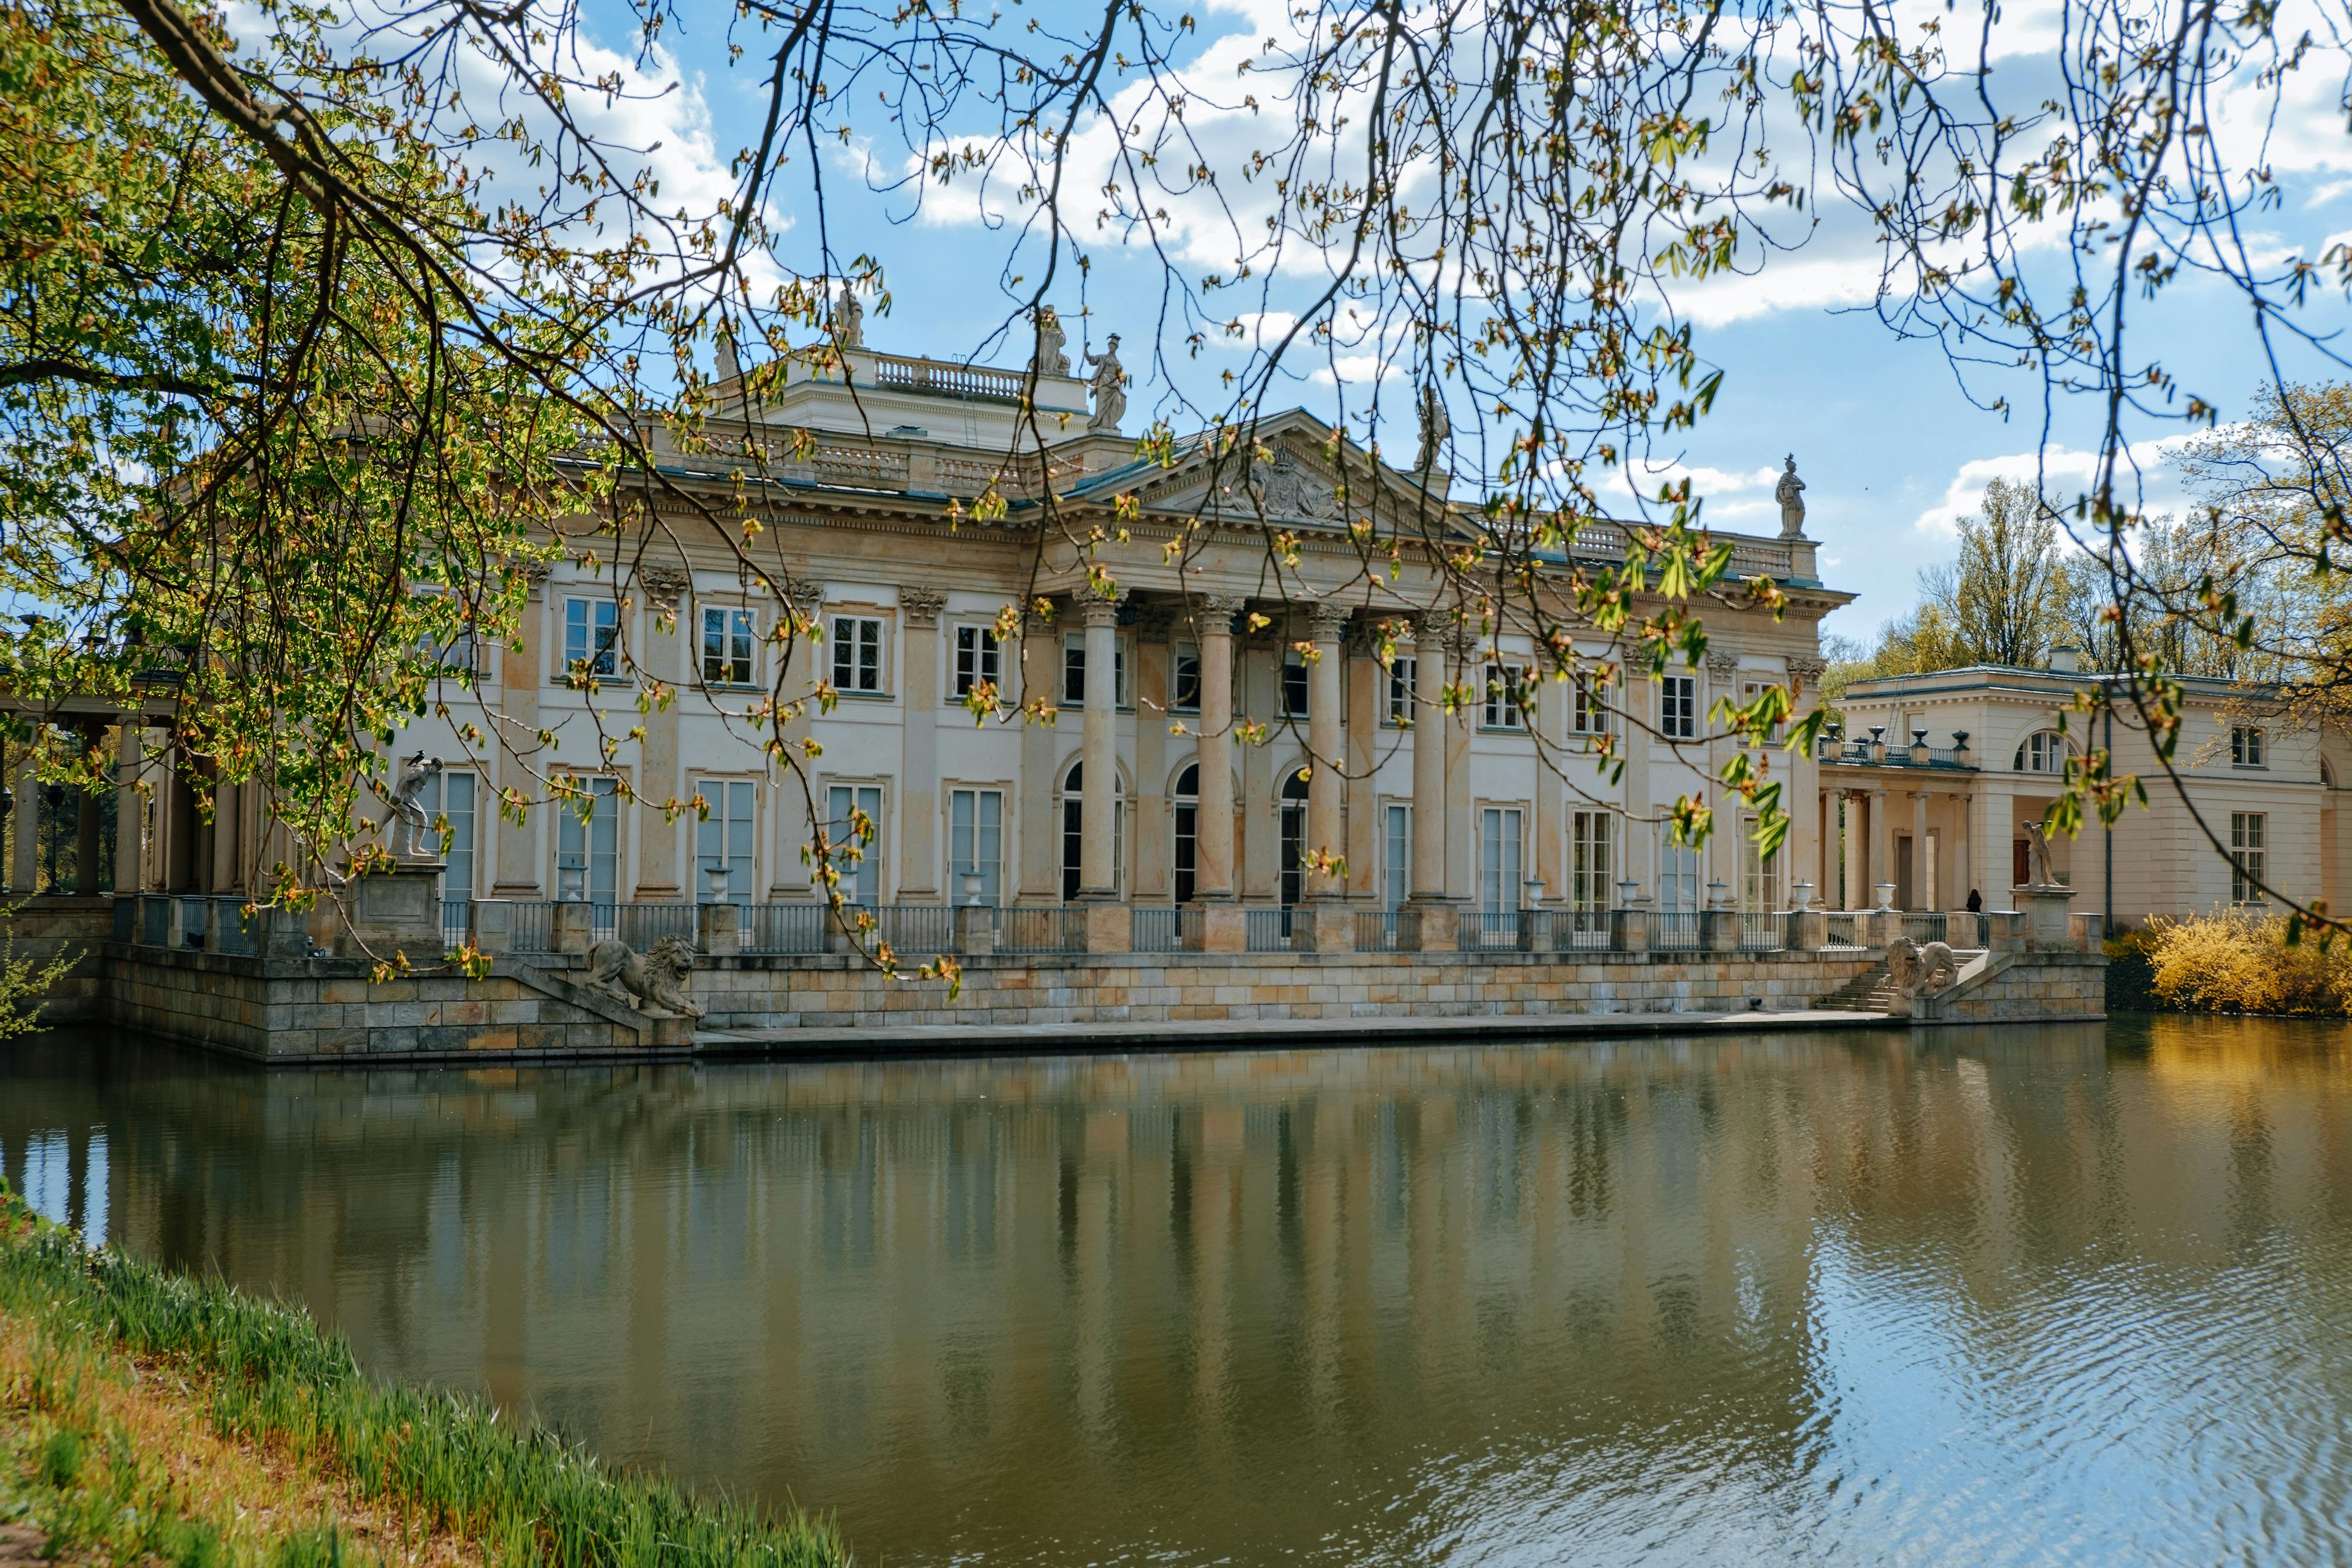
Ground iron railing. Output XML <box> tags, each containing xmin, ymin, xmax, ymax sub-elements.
<box><xmin>503</xmin><ymin>900</ymin><xmax>558</xmax><ymax>953</ymax></box>
<box><xmin>744</xmin><ymin>902</ymin><xmax>830</xmax><ymax>954</ymax></box>
<box><xmin>870</xmin><ymin>904</ymin><xmax>955</xmax><ymax>955</ymax></box>
<box><xmin>1943</xmin><ymin>912</ymin><xmax>1986</xmax><ymax>949</ymax></box>
<box><xmin>1131</xmin><ymin>907</ymin><xmax>1195</xmax><ymax>952</ymax></box>
<box><xmin>112</xmin><ymin>897</ymin><xmax>134</xmax><ymax>942</ymax></box>
<box><xmin>1244</xmin><ymin>908</ymin><xmax>1291</xmax><ymax>952</ymax></box>
<box><xmin>1356</xmin><ymin>910</ymin><xmax>1401</xmax><ymax>951</ymax></box>
<box><xmin>141</xmin><ymin>896</ymin><xmax>168</xmax><ymax>947</ymax></box>
<box><xmin>1651</xmin><ymin>910</ymin><xmax>1703</xmax><ymax>950</ymax></box>
<box><xmin>175</xmin><ymin>895</ymin><xmax>207</xmax><ymax>950</ymax></box>
<box><xmin>1823</xmin><ymin>911</ymin><xmax>1867</xmax><ymax>949</ymax></box>
<box><xmin>442</xmin><ymin>899</ymin><xmax>472</xmax><ymax>951</ymax></box>
<box><xmin>1739</xmin><ymin>911</ymin><xmax>1788</xmax><ymax>951</ymax></box>
<box><xmin>1559</xmin><ymin>908</ymin><xmax>1613</xmax><ymax>950</ymax></box>
<box><xmin>1901</xmin><ymin>912</ymin><xmax>1947</xmax><ymax>945</ymax></box>
<box><xmin>1459</xmin><ymin>910</ymin><xmax>1526</xmax><ymax>950</ymax></box>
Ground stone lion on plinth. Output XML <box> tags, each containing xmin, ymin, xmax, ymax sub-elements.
<box><xmin>582</xmin><ymin>934</ymin><xmax>705</xmax><ymax>1019</ymax></box>
<box><xmin>1886</xmin><ymin>935</ymin><xmax>1962</xmax><ymax>999</ymax></box>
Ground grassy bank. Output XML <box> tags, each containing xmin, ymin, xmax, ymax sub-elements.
<box><xmin>0</xmin><ymin>1185</ymin><xmax>847</xmax><ymax>1568</ymax></box>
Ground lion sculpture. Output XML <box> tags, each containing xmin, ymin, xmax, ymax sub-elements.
<box><xmin>582</xmin><ymin>934</ymin><xmax>704</xmax><ymax>1019</ymax></box>
<box><xmin>1885</xmin><ymin>935</ymin><xmax>1962</xmax><ymax>1000</ymax></box>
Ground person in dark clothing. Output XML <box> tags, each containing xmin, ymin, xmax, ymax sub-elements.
<box><xmin>1966</xmin><ymin>888</ymin><xmax>1983</xmax><ymax>912</ymax></box>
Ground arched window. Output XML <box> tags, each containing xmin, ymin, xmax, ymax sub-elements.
<box><xmin>1172</xmin><ymin>763</ymin><xmax>1200</xmax><ymax>903</ymax></box>
<box><xmin>2013</xmin><ymin>729</ymin><xmax>2069</xmax><ymax>774</ymax></box>
<box><xmin>1060</xmin><ymin>762</ymin><xmax>1124</xmax><ymax>901</ymax></box>
<box><xmin>1278</xmin><ymin>767</ymin><xmax>1311</xmax><ymax>907</ymax></box>
<box><xmin>2324</xmin><ymin>758</ymin><xmax>2338</xmax><ymax>790</ymax></box>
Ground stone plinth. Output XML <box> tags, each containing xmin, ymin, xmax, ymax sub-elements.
<box><xmin>1291</xmin><ymin>898</ymin><xmax>1354</xmax><ymax>953</ymax></box>
<box><xmin>1082</xmin><ymin>900</ymin><xmax>1131</xmax><ymax>954</ymax></box>
<box><xmin>954</xmin><ymin>904</ymin><xmax>996</xmax><ymax>955</ymax></box>
<box><xmin>1610</xmin><ymin>906</ymin><xmax>1651</xmax><ymax>952</ymax></box>
<box><xmin>1945</xmin><ymin>908</ymin><xmax>1984</xmax><ymax>949</ymax></box>
<box><xmin>1700</xmin><ymin>910</ymin><xmax>1741</xmax><ymax>952</ymax></box>
<box><xmin>2068</xmin><ymin>911</ymin><xmax>2105</xmax><ymax>951</ymax></box>
<box><xmin>1398</xmin><ymin>900</ymin><xmax>1459</xmax><ymax>952</ymax></box>
<box><xmin>469</xmin><ymin>898</ymin><xmax>516</xmax><ymax>956</ymax></box>
<box><xmin>1190</xmin><ymin>901</ymin><xmax>1247</xmax><ymax>953</ymax></box>
<box><xmin>2014</xmin><ymin>884</ymin><xmax>2077</xmax><ymax>951</ymax></box>
<box><xmin>1788</xmin><ymin>910</ymin><xmax>1829</xmax><ymax>952</ymax></box>
<box><xmin>552</xmin><ymin>901</ymin><xmax>595</xmax><ymax>955</ymax></box>
<box><xmin>340</xmin><ymin>860</ymin><xmax>446</xmax><ymax>960</ymax></box>
<box><xmin>699</xmin><ymin>901</ymin><xmax>742</xmax><ymax>957</ymax></box>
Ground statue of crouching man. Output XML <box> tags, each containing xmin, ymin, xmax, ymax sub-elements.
<box><xmin>582</xmin><ymin>933</ymin><xmax>706</xmax><ymax>1020</ymax></box>
<box><xmin>1883</xmin><ymin>935</ymin><xmax>1963</xmax><ymax>1019</ymax></box>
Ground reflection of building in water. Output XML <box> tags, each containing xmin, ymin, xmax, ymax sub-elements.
<box><xmin>8</xmin><ymin>1023</ymin><xmax>2352</xmax><ymax>1562</ymax></box>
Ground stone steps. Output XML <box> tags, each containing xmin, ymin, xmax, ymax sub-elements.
<box><xmin>1815</xmin><ymin>965</ymin><xmax>1899</xmax><ymax>1012</ymax></box>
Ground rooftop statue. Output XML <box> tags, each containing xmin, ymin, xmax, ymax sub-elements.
<box><xmin>1776</xmin><ymin>453</ymin><xmax>1808</xmax><ymax>539</ymax></box>
<box><xmin>1085</xmin><ymin>334</ymin><xmax>1125</xmax><ymax>433</ymax></box>
<box><xmin>1032</xmin><ymin>305</ymin><xmax>1070</xmax><ymax>377</ymax></box>
<box><xmin>834</xmin><ymin>281</ymin><xmax>864</xmax><ymax>350</ymax></box>
<box><xmin>1416</xmin><ymin>382</ymin><xmax>1451</xmax><ymax>473</ymax></box>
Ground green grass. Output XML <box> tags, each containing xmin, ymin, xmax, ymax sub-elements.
<box><xmin>0</xmin><ymin>1183</ymin><xmax>848</xmax><ymax>1568</ymax></box>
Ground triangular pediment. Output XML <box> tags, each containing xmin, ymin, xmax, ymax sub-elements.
<box><xmin>1070</xmin><ymin>409</ymin><xmax>1446</xmax><ymax>531</ymax></box>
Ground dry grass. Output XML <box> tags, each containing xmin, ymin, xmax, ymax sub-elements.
<box><xmin>2143</xmin><ymin>910</ymin><xmax>2352</xmax><ymax>1016</ymax></box>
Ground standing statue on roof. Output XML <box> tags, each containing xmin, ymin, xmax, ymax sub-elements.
<box><xmin>1776</xmin><ymin>454</ymin><xmax>1808</xmax><ymax>539</ymax></box>
<box><xmin>1415</xmin><ymin>382</ymin><xmax>1451</xmax><ymax>473</ymax></box>
<box><xmin>834</xmin><ymin>280</ymin><xmax>864</xmax><ymax>350</ymax></box>
<box><xmin>1085</xmin><ymin>334</ymin><xmax>1125</xmax><ymax>433</ymax></box>
<box><xmin>1032</xmin><ymin>305</ymin><xmax>1070</xmax><ymax>376</ymax></box>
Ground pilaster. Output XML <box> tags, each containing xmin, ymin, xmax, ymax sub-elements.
<box><xmin>897</xmin><ymin>585</ymin><xmax>948</xmax><ymax>900</ymax></box>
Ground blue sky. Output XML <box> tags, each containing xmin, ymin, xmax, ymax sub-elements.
<box><xmin>547</xmin><ymin>0</ymin><xmax>2352</xmax><ymax>645</ymax></box>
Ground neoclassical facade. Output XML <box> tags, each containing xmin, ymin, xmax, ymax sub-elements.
<box><xmin>103</xmin><ymin>333</ymin><xmax>1850</xmax><ymax>941</ymax></box>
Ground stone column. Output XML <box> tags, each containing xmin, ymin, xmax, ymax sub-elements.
<box><xmin>635</xmin><ymin>563</ymin><xmax>690</xmax><ymax>901</ymax></box>
<box><xmin>1869</xmin><ymin>786</ymin><xmax>1892</xmax><ymax>905</ymax></box>
<box><xmin>1078</xmin><ymin>594</ymin><xmax>1124</xmax><ymax>898</ymax></box>
<box><xmin>1445</xmin><ymin>629</ymin><xmax>1474</xmax><ymax>903</ymax></box>
<box><xmin>1972</xmin><ymin>783</ymin><xmax>2010</xmax><ymax>911</ymax></box>
<box><xmin>1786</xmin><ymin>657</ymin><xmax>1825</xmax><ymax>899</ymax></box>
<box><xmin>897</xmin><ymin>586</ymin><xmax>947</xmax><ymax>901</ymax></box>
<box><xmin>1191</xmin><ymin>596</ymin><xmax>1244</xmax><ymax>951</ymax></box>
<box><xmin>75</xmin><ymin>724</ymin><xmax>103</xmax><ymax>894</ymax></box>
<box><xmin>1910</xmin><ymin>791</ymin><xmax>1930</xmax><ymax>909</ymax></box>
<box><xmin>1841</xmin><ymin>791</ymin><xmax>1866</xmax><ymax>911</ymax></box>
<box><xmin>209</xmin><ymin>777</ymin><xmax>240</xmax><ymax>893</ymax></box>
<box><xmin>1294</xmin><ymin>602</ymin><xmax>1352</xmax><ymax>951</ymax></box>
<box><xmin>1017</xmin><ymin>606</ymin><xmax>1061</xmax><ymax>902</ymax></box>
<box><xmin>115</xmin><ymin>720</ymin><xmax>143</xmax><ymax>897</ymax></box>
<box><xmin>1705</xmin><ymin>651</ymin><xmax>1742</xmax><ymax>894</ymax></box>
<box><xmin>1402</xmin><ymin>616</ymin><xmax>1456</xmax><ymax>951</ymax></box>
<box><xmin>1344</xmin><ymin>631</ymin><xmax>1381</xmax><ymax>901</ymax></box>
<box><xmin>1304</xmin><ymin>602</ymin><xmax>1348</xmax><ymax>896</ymax></box>
<box><xmin>491</xmin><ymin>564</ymin><xmax>550</xmax><ymax>897</ymax></box>
<box><xmin>10</xmin><ymin>738</ymin><xmax>36</xmax><ymax>892</ymax></box>
<box><xmin>1535</xmin><ymin>673</ymin><xmax>1566</xmax><ymax>907</ymax></box>
<box><xmin>1134</xmin><ymin>607</ymin><xmax>1172</xmax><ymax>901</ymax></box>
<box><xmin>775</xmin><ymin>581</ymin><xmax>828</xmax><ymax>900</ymax></box>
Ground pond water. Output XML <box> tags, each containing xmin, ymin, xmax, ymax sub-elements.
<box><xmin>7</xmin><ymin>1019</ymin><xmax>2352</xmax><ymax>1566</ymax></box>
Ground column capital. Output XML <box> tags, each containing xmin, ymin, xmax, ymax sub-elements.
<box><xmin>1704</xmin><ymin>650</ymin><xmax>1739</xmax><ymax>680</ymax></box>
<box><xmin>1305</xmin><ymin>601</ymin><xmax>1353</xmax><ymax>641</ymax></box>
<box><xmin>786</xmin><ymin>579</ymin><xmax>825</xmax><ymax>617</ymax></box>
<box><xmin>1785</xmin><ymin>655</ymin><xmax>1828</xmax><ymax>690</ymax></box>
<box><xmin>1193</xmin><ymin>593</ymin><xmax>1247</xmax><ymax>631</ymax></box>
<box><xmin>1080</xmin><ymin>590</ymin><xmax>1129</xmax><ymax>628</ymax></box>
<box><xmin>636</xmin><ymin>561</ymin><xmax>691</xmax><ymax>613</ymax></box>
<box><xmin>900</xmin><ymin>586</ymin><xmax>948</xmax><ymax>628</ymax></box>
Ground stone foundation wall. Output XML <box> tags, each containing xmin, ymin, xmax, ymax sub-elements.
<box><xmin>99</xmin><ymin>944</ymin><xmax>689</xmax><ymax>1062</ymax></box>
<box><xmin>679</xmin><ymin>948</ymin><xmax>1889</xmax><ymax>1031</ymax></box>
<box><xmin>1914</xmin><ymin>951</ymin><xmax>2108</xmax><ymax>1025</ymax></box>
<box><xmin>5</xmin><ymin>898</ymin><xmax>113</xmax><ymax>1024</ymax></box>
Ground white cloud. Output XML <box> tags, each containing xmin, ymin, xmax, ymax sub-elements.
<box><xmin>1910</xmin><ymin>440</ymin><xmax>2194</xmax><ymax>539</ymax></box>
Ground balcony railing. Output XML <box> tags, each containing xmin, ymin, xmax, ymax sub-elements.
<box><xmin>213</xmin><ymin>898</ymin><xmax>257</xmax><ymax>957</ymax></box>
<box><xmin>618</xmin><ymin>902</ymin><xmax>696</xmax><ymax>950</ymax></box>
<box><xmin>1823</xmin><ymin>911</ymin><xmax>1867</xmax><ymax>949</ymax></box>
<box><xmin>868</xmin><ymin>351</ymin><xmax>1031</xmax><ymax>404</ymax></box>
<box><xmin>995</xmin><ymin>906</ymin><xmax>1083</xmax><ymax>954</ymax></box>
<box><xmin>442</xmin><ymin>898</ymin><xmax>472</xmax><ymax>951</ymax></box>
<box><xmin>1739</xmin><ymin>911</ymin><xmax>1788</xmax><ymax>951</ymax></box>
<box><xmin>1356</xmin><ymin>910</ymin><xmax>1401</xmax><ymax>951</ymax></box>
<box><xmin>1459</xmin><ymin>910</ymin><xmax>1526</xmax><ymax>951</ymax></box>
<box><xmin>1560</xmin><ymin>908</ymin><xmax>1613</xmax><ymax>950</ymax></box>
<box><xmin>1244</xmin><ymin>908</ymin><xmax>1291</xmax><ymax>952</ymax></box>
<box><xmin>1902</xmin><ymin>912</ymin><xmax>1948</xmax><ymax>946</ymax></box>
<box><xmin>745</xmin><ymin>902</ymin><xmax>829</xmax><ymax>954</ymax></box>
<box><xmin>175</xmin><ymin>895</ymin><xmax>206</xmax><ymax>950</ymax></box>
<box><xmin>1132</xmin><ymin>907</ymin><xmax>1196</xmax><ymax>952</ymax></box>
<box><xmin>1651</xmin><ymin>910</ymin><xmax>1703</xmax><ymax>950</ymax></box>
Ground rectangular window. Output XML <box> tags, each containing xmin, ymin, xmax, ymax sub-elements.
<box><xmin>1660</xmin><ymin>674</ymin><xmax>1698</xmax><ymax>740</ymax></box>
<box><xmin>1282</xmin><ymin>650</ymin><xmax>1311</xmax><ymax>718</ymax></box>
<box><xmin>2232</xmin><ymin>726</ymin><xmax>2266</xmax><ymax>768</ymax></box>
<box><xmin>2231</xmin><ymin>811</ymin><xmax>2266</xmax><ymax>903</ymax></box>
<box><xmin>701</xmin><ymin>607</ymin><xmax>756</xmax><ymax>686</ymax></box>
<box><xmin>1741</xmin><ymin>678</ymin><xmax>1780</xmax><ymax>745</ymax></box>
<box><xmin>954</xmin><ymin>626</ymin><xmax>1002</xmax><ymax>700</ymax></box>
<box><xmin>563</xmin><ymin>597</ymin><xmax>620</xmax><ymax>680</ymax></box>
<box><xmin>1171</xmin><ymin>643</ymin><xmax>1202</xmax><ymax>712</ymax></box>
<box><xmin>1479</xmin><ymin>808</ymin><xmax>1524</xmax><ymax>914</ymax></box>
<box><xmin>1571</xmin><ymin>676</ymin><xmax>1609</xmax><ymax>737</ymax></box>
<box><xmin>825</xmin><ymin>784</ymin><xmax>884</xmax><ymax>906</ymax></box>
<box><xmin>555</xmin><ymin>776</ymin><xmax>620</xmax><ymax>907</ymax></box>
<box><xmin>1384</xmin><ymin>803</ymin><xmax>1412</xmax><ymax>909</ymax></box>
<box><xmin>1740</xmin><ymin>816</ymin><xmax>1780</xmax><ymax>911</ymax></box>
<box><xmin>421</xmin><ymin>771</ymin><xmax>476</xmax><ymax>899</ymax></box>
<box><xmin>1386</xmin><ymin>657</ymin><xmax>1417</xmax><ymax>725</ymax></box>
<box><xmin>1061</xmin><ymin>633</ymin><xmax>1130</xmax><ymax>707</ymax></box>
<box><xmin>693</xmin><ymin>778</ymin><xmax>756</xmax><ymax>903</ymax></box>
<box><xmin>1657</xmin><ymin>827</ymin><xmax>1701</xmax><ymax>911</ymax></box>
<box><xmin>830</xmin><ymin>616</ymin><xmax>886</xmax><ymax>693</ymax></box>
<box><xmin>949</xmin><ymin>788</ymin><xmax>1004</xmax><ymax>907</ymax></box>
<box><xmin>1482</xmin><ymin>664</ymin><xmax>1526</xmax><ymax>730</ymax></box>
<box><xmin>1571</xmin><ymin>810</ymin><xmax>1613</xmax><ymax>911</ymax></box>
